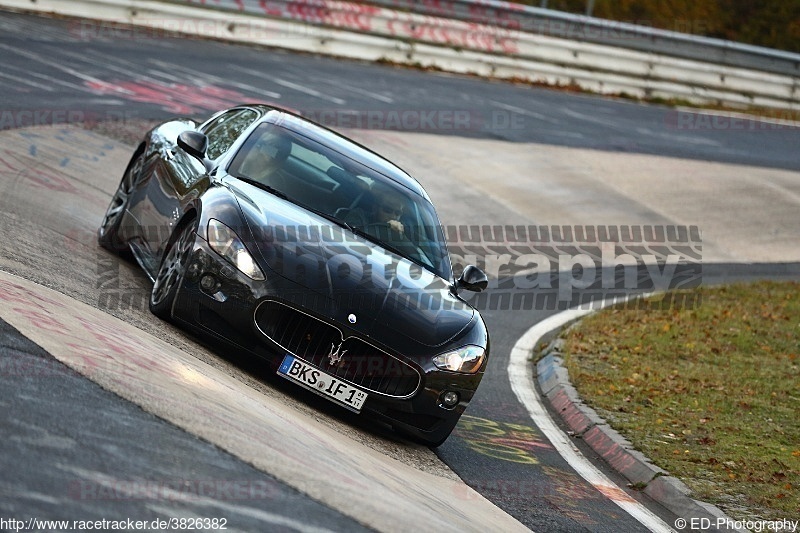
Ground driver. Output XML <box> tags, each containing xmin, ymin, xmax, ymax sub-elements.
<box><xmin>239</xmin><ymin>131</ymin><xmax>292</xmax><ymax>186</ymax></box>
<box><xmin>374</xmin><ymin>193</ymin><xmax>405</xmax><ymax>235</ymax></box>
<box><xmin>340</xmin><ymin>184</ymin><xmax>406</xmax><ymax>241</ymax></box>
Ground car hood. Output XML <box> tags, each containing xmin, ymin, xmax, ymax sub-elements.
<box><xmin>227</xmin><ymin>179</ymin><xmax>474</xmax><ymax>348</ymax></box>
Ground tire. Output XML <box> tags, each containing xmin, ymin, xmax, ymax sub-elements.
<box><xmin>149</xmin><ymin>219</ymin><xmax>196</xmax><ymax>320</ymax></box>
<box><xmin>98</xmin><ymin>151</ymin><xmax>143</xmax><ymax>253</ymax></box>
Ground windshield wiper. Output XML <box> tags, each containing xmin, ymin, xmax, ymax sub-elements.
<box><xmin>301</xmin><ymin>205</ymin><xmax>355</xmax><ymax>233</ymax></box>
<box><xmin>234</xmin><ymin>176</ymin><xmax>290</xmax><ymax>201</ymax></box>
<box><xmin>346</xmin><ymin>225</ymin><xmax>435</xmax><ymax>273</ymax></box>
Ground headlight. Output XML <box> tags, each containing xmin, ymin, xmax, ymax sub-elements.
<box><xmin>433</xmin><ymin>345</ymin><xmax>485</xmax><ymax>374</ymax></box>
<box><xmin>207</xmin><ymin>219</ymin><xmax>265</xmax><ymax>281</ymax></box>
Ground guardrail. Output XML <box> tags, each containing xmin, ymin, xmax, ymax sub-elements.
<box><xmin>3</xmin><ymin>0</ymin><xmax>799</xmax><ymax>109</ymax></box>
<box><xmin>357</xmin><ymin>0</ymin><xmax>800</xmax><ymax>78</ymax></box>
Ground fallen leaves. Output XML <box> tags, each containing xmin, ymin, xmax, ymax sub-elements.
<box><xmin>559</xmin><ymin>281</ymin><xmax>800</xmax><ymax>519</ymax></box>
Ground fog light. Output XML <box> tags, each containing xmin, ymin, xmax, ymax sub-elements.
<box><xmin>220</xmin><ymin>265</ymin><xmax>236</xmax><ymax>279</ymax></box>
<box><xmin>186</xmin><ymin>262</ymin><xmax>201</xmax><ymax>280</ymax></box>
<box><xmin>200</xmin><ymin>274</ymin><xmax>217</xmax><ymax>292</ymax></box>
<box><xmin>441</xmin><ymin>391</ymin><xmax>459</xmax><ymax>408</ymax></box>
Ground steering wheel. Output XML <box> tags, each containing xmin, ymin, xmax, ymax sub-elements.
<box><xmin>364</xmin><ymin>222</ymin><xmax>408</xmax><ymax>238</ymax></box>
<box><xmin>363</xmin><ymin>222</ymin><xmax>431</xmax><ymax>265</ymax></box>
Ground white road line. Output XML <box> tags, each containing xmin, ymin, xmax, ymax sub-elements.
<box><xmin>147</xmin><ymin>59</ymin><xmax>214</xmax><ymax>84</ymax></box>
<box><xmin>61</xmin><ymin>50</ymin><xmax>168</xmax><ymax>86</ymax></box>
<box><xmin>0</xmin><ymin>43</ymin><xmax>128</xmax><ymax>90</ymax></box>
<box><xmin>272</xmin><ymin>78</ymin><xmax>347</xmax><ymax>104</ymax></box>
<box><xmin>508</xmin><ymin>306</ymin><xmax>675</xmax><ymax>533</ymax></box>
<box><xmin>550</xmin><ymin>130</ymin><xmax>585</xmax><ymax>139</ymax></box>
<box><xmin>84</xmin><ymin>99</ymin><xmax>127</xmax><ymax>106</ymax></box>
<box><xmin>79</xmin><ymin>51</ymin><xmax>193</xmax><ymax>86</ymax></box>
<box><xmin>149</xmin><ymin>60</ymin><xmax>282</xmax><ymax>99</ymax></box>
<box><xmin>0</xmin><ymin>79</ymin><xmax>20</xmax><ymax>92</ymax></box>
<box><xmin>231</xmin><ymin>66</ymin><xmax>345</xmax><ymax>105</ymax></box>
<box><xmin>758</xmin><ymin>179</ymin><xmax>800</xmax><ymax>206</ymax></box>
<box><xmin>562</xmin><ymin>106</ymin><xmax>624</xmax><ymax>128</ymax></box>
<box><xmin>0</xmin><ymin>70</ymin><xmax>54</xmax><ymax>91</ymax></box>
<box><xmin>62</xmin><ymin>466</ymin><xmax>341</xmax><ymax>533</ymax></box>
<box><xmin>146</xmin><ymin>69</ymin><xmax>185</xmax><ymax>83</ymax></box>
<box><xmin>5</xmin><ymin>64</ymin><xmax>89</xmax><ymax>92</ymax></box>
<box><xmin>329</xmin><ymin>80</ymin><xmax>394</xmax><ymax>103</ymax></box>
<box><xmin>489</xmin><ymin>100</ymin><xmax>547</xmax><ymax>120</ymax></box>
<box><xmin>70</xmin><ymin>51</ymin><xmax>214</xmax><ymax>96</ymax></box>
<box><xmin>82</xmin><ymin>49</ymin><xmax>145</xmax><ymax>69</ymax></box>
<box><xmin>270</xmin><ymin>78</ymin><xmax>345</xmax><ymax>105</ymax></box>
<box><xmin>488</xmin><ymin>100</ymin><xmax>561</xmax><ymax>125</ymax></box>
<box><xmin>634</xmin><ymin>126</ymin><xmax>722</xmax><ymax>147</ymax></box>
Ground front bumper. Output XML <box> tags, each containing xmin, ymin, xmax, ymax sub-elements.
<box><xmin>171</xmin><ymin>235</ymin><xmax>484</xmax><ymax>445</ymax></box>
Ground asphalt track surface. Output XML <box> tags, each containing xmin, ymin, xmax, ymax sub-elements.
<box><xmin>1</xmin><ymin>10</ymin><xmax>799</xmax><ymax>532</ymax></box>
<box><xmin>0</xmin><ymin>317</ymin><xmax>372</xmax><ymax>532</ymax></box>
<box><xmin>0</xmin><ymin>12</ymin><xmax>798</xmax><ymax>172</ymax></box>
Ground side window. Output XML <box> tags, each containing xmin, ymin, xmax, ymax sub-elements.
<box><xmin>202</xmin><ymin>109</ymin><xmax>258</xmax><ymax>160</ymax></box>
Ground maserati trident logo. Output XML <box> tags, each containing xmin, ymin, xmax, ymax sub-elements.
<box><xmin>328</xmin><ymin>341</ymin><xmax>348</xmax><ymax>366</ymax></box>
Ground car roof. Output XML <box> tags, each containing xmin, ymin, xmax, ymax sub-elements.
<box><xmin>237</xmin><ymin>104</ymin><xmax>429</xmax><ymax>200</ymax></box>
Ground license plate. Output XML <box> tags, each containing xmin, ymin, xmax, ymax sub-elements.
<box><xmin>278</xmin><ymin>355</ymin><xmax>368</xmax><ymax>412</ymax></box>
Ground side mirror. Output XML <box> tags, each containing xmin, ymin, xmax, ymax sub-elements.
<box><xmin>454</xmin><ymin>265</ymin><xmax>489</xmax><ymax>293</ymax></box>
<box><xmin>177</xmin><ymin>131</ymin><xmax>215</xmax><ymax>173</ymax></box>
<box><xmin>177</xmin><ymin>131</ymin><xmax>209</xmax><ymax>161</ymax></box>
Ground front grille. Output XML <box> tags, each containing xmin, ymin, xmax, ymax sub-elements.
<box><xmin>256</xmin><ymin>301</ymin><xmax>341</xmax><ymax>360</ymax></box>
<box><xmin>255</xmin><ymin>300</ymin><xmax>421</xmax><ymax>398</ymax></box>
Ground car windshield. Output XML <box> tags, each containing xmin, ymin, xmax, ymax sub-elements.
<box><xmin>228</xmin><ymin>122</ymin><xmax>452</xmax><ymax>279</ymax></box>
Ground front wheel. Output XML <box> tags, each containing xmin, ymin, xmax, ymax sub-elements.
<box><xmin>98</xmin><ymin>152</ymin><xmax>143</xmax><ymax>253</ymax></box>
<box><xmin>149</xmin><ymin>219</ymin><xmax>196</xmax><ymax>320</ymax></box>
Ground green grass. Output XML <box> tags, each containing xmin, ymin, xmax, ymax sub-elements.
<box><xmin>560</xmin><ymin>282</ymin><xmax>800</xmax><ymax>520</ymax></box>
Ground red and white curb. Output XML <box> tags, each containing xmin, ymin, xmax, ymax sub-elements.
<box><xmin>508</xmin><ymin>307</ymin><xmax>674</xmax><ymax>532</ymax></box>
<box><xmin>510</xmin><ymin>305</ymin><xmax>745</xmax><ymax>533</ymax></box>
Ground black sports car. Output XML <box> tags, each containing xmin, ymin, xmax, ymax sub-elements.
<box><xmin>98</xmin><ymin>104</ymin><xmax>489</xmax><ymax>446</ymax></box>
